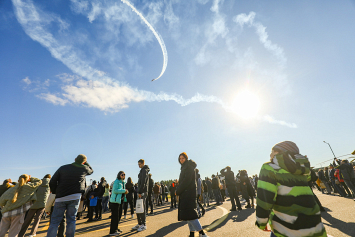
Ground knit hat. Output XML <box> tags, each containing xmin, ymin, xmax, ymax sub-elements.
<box><xmin>75</xmin><ymin>154</ymin><xmax>87</xmax><ymax>164</ymax></box>
<box><xmin>272</xmin><ymin>141</ymin><xmax>299</xmax><ymax>154</ymax></box>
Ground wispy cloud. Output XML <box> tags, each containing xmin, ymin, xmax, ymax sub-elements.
<box><xmin>13</xmin><ymin>0</ymin><xmax>296</xmax><ymax>128</ymax></box>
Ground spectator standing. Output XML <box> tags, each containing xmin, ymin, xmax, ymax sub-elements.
<box><xmin>211</xmin><ymin>175</ymin><xmax>222</xmax><ymax>205</ymax></box>
<box><xmin>334</xmin><ymin>159</ymin><xmax>355</xmax><ymax>197</ymax></box>
<box><xmin>109</xmin><ymin>171</ymin><xmax>128</xmax><ymax>236</ymax></box>
<box><xmin>153</xmin><ymin>183</ymin><xmax>161</xmax><ymax>206</ymax></box>
<box><xmin>0</xmin><ymin>175</ymin><xmax>42</xmax><ymax>237</ymax></box>
<box><xmin>255</xmin><ymin>141</ymin><xmax>327</xmax><ymax>236</ymax></box>
<box><xmin>176</xmin><ymin>152</ymin><xmax>208</xmax><ymax>237</ymax></box>
<box><xmin>102</xmin><ymin>183</ymin><xmax>110</xmax><ymax>213</ymax></box>
<box><xmin>206</xmin><ymin>178</ymin><xmax>213</xmax><ymax>201</ymax></box>
<box><xmin>202</xmin><ymin>180</ymin><xmax>209</xmax><ymax>207</ymax></box>
<box><xmin>19</xmin><ymin>174</ymin><xmax>51</xmax><ymax>237</ymax></box>
<box><xmin>124</xmin><ymin>177</ymin><xmax>135</xmax><ymax>219</ymax></box>
<box><xmin>169</xmin><ymin>181</ymin><xmax>177</xmax><ymax>208</ymax></box>
<box><xmin>132</xmin><ymin>159</ymin><xmax>150</xmax><ymax>232</ymax></box>
<box><xmin>146</xmin><ymin>174</ymin><xmax>154</xmax><ymax>215</ymax></box>
<box><xmin>47</xmin><ymin>154</ymin><xmax>93</xmax><ymax>237</ymax></box>
<box><xmin>220</xmin><ymin>166</ymin><xmax>241</xmax><ymax>211</ymax></box>
<box><xmin>45</xmin><ymin>193</ymin><xmax>65</xmax><ymax>237</ymax></box>
<box><xmin>317</xmin><ymin>169</ymin><xmax>332</xmax><ymax>194</ymax></box>
<box><xmin>0</xmin><ymin>179</ymin><xmax>17</xmax><ymax>220</ymax></box>
<box><xmin>95</xmin><ymin>177</ymin><xmax>107</xmax><ymax>220</ymax></box>
<box><xmin>161</xmin><ymin>183</ymin><xmax>166</xmax><ymax>204</ymax></box>
<box><xmin>329</xmin><ymin>164</ymin><xmax>346</xmax><ymax>197</ymax></box>
<box><xmin>85</xmin><ymin>181</ymin><xmax>97</xmax><ymax>222</ymax></box>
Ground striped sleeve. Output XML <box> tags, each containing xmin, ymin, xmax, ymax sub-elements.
<box><xmin>256</xmin><ymin>163</ymin><xmax>277</xmax><ymax>230</ymax></box>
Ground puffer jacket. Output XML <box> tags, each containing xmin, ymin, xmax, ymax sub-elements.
<box><xmin>0</xmin><ymin>177</ymin><xmax>42</xmax><ymax>214</ymax></box>
<box><xmin>31</xmin><ymin>178</ymin><xmax>50</xmax><ymax>209</ymax></box>
<box><xmin>256</xmin><ymin>153</ymin><xmax>327</xmax><ymax>237</ymax></box>
<box><xmin>110</xmin><ymin>179</ymin><xmax>126</xmax><ymax>204</ymax></box>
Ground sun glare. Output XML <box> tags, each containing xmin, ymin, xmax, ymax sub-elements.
<box><xmin>232</xmin><ymin>90</ymin><xmax>260</xmax><ymax>119</ymax></box>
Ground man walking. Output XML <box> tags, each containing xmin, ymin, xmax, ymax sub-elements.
<box><xmin>47</xmin><ymin>154</ymin><xmax>93</xmax><ymax>237</ymax></box>
<box><xmin>132</xmin><ymin>159</ymin><xmax>150</xmax><ymax>232</ymax></box>
<box><xmin>220</xmin><ymin>166</ymin><xmax>242</xmax><ymax>211</ymax></box>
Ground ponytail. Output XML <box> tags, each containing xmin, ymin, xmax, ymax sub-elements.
<box><xmin>12</xmin><ymin>174</ymin><xmax>29</xmax><ymax>203</ymax></box>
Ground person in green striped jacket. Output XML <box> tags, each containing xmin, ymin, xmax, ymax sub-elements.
<box><xmin>255</xmin><ymin>141</ymin><xmax>327</xmax><ymax>237</ymax></box>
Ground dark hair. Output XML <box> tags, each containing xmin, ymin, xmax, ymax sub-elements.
<box><xmin>101</xmin><ymin>177</ymin><xmax>105</xmax><ymax>182</ymax></box>
<box><xmin>44</xmin><ymin>174</ymin><xmax>51</xmax><ymax>179</ymax></box>
<box><xmin>117</xmin><ymin>171</ymin><xmax>125</xmax><ymax>180</ymax></box>
<box><xmin>138</xmin><ymin>159</ymin><xmax>145</xmax><ymax>164</ymax></box>
<box><xmin>178</xmin><ymin>152</ymin><xmax>188</xmax><ymax>164</ymax></box>
<box><xmin>127</xmin><ymin>177</ymin><xmax>133</xmax><ymax>184</ymax></box>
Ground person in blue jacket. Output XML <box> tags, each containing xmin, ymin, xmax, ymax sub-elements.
<box><xmin>109</xmin><ymin>171</ymin><xmax>128</xmax><ymax>236</ymax></box>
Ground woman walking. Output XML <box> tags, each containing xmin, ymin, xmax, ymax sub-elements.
<box><xmin>124</xmin><ymin>177</ymin><xmax>135</xmax><ymax>219</ymax></box>
<box><xmin>176</xmin><ymin>152</ymin><xmax>208</xmax><ymax>237</ymax></box>
<box><xmin>255</xmin><ymin>141</ymin><xmax>327</xmax><ymax>237</ymax></box>
<box><xmin>109</xmin><ymin>171</ymin><xmax>128</xmax><ymax>236</ymax></box>
<box><xmin>0</xmin><ymin>175</ymin><xmax>42</xmax><ymax>237</ymax></box>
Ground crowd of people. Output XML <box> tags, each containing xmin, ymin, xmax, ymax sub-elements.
<box><xmin>315</xmin><ymin>158</ymin><xmax>355</xmax><ymax>198</ymax></box>
<box><xmin>1</xmin><ymin>141</ymin><xmax>349</xmax><ymax>237</ymax></box>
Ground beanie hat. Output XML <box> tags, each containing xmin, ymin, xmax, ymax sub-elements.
<box><xmin>272</xmin><ymin>141</ymin><xmax>299</xmax><ymax>154</ymax></box>
<box><xmin>75</xmin><ymin>154</ymin><xmax>87</xmax><ymax>164</ymax></box>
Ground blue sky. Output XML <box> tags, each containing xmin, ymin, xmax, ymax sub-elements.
<box><xmin>1</xmin><ymin>0</ymin><xmax>355</xmax><ymax>184</ymax></box>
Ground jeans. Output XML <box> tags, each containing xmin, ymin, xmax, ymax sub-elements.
<box><xmin>102</xmin><ymin>196</ymin><xmax>110</xmax><ymax>212</ymax></box>
<box><xmin>47</xmin><ymin>199</ymin><xmax>80</xmax><ymax>237</ymax></box>
<box><xmin>187</xmin><ymin>219</ymin><xmax>202</xmax><ymax>232</ymax></box>
<box><xmin>95</xmin><ymin>197</ymin><xmax>103</xmax><ymax>218</ymax></box>
<box><xmin>271</xmin><ymin>232</ymin><xmax>277</xmax><ymax>237</ymax></box>
<box><xmin>202</xmin><ymin>192</ymin><xmax>209</xmax><ymax>206</ymax></box>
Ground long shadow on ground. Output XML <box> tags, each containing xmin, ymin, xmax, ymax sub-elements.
<box><xmin>203</xmin><ymin>208</ymin><xmax>255</xmax><ymax>232</ymax></box>
<box><xmin>321</xmin><ymin>209</ymin><xmax>355</xmax><ymax>236</ymax></box>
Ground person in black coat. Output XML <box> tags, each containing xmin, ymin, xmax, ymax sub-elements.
<box><xmin>146</xmin><ymin>174</ymin><xmax>154</xmax><ymax>214</ymax></box>
<box><xmin>169</xmin><ymin>180</ymin><xmax>177</xmax><ymax>208</ymax></box>
<box><xmin>220</xmin><ymin>166</ymin><xmax>241</xmax><ymax>211</ymax></box>
<box><xmin>238</xmin><ymin>170</ymin><xmax>254</xmax><ymax>208</ymax></box>
<box><xmin>176</xmin><ymin>152</ymin><xmax>208</xmax><ymax>237</ymax></box>
<box><xmin>124</xmin><ymin>177</ymin><xmax>135</xmax><ymax>218</ymax></box>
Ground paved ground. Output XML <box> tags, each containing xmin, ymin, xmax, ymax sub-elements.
<box><xmin>18</xmin><ymin>190</ymin><xmax>355</xmax><ymax>236</ymax></box>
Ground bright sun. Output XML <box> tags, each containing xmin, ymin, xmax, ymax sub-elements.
<box><xmin>232</xmin><ymin>90</ymin><xmax>260</xmax><ymax>119</ymax></box>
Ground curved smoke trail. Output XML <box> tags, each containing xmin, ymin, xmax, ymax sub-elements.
<box><xmin>121</xmin><ymin>0</ymin><xmax>168</xmax><ymax>81</ymax></box>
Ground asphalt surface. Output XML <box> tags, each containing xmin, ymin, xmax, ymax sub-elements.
<box><xmin>18</xmin><ymin>190</ymin><xmax>355</xmax><ymax>236</ymax></box>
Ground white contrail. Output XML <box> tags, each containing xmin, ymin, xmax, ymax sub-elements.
<box><xmin>121</xmin><ymin>0</ymin><xmax>168</xmax><ymax>82</ymax></box>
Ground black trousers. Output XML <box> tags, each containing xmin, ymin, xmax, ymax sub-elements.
<box><xmin>110</xmin><ymin>203</ymin><xmax>121</xmax><ymax>234</ymax></box>
<box><xmin>124</xmin><ymin>200</ymin><xmax>134</xmax><ymax>215</ymax></box>
<box><xmin>228</xmin><ymin>187</ymin><xmax>241</xmax><ymax>209</ymax></box>
<box><xmin>146</xmin><ymin>193</ymin><xmax>153</xmax><ymax>213</ymax></box>
<box><xmin>170</xmin><ymin>194</ymin><xmax>176</xmax><ymax>208</ymax></box>
<box><xmin>88</xmin><ymin>206</ymin><xmax>95</xmax><ymax>220</ymax></box>
<box><xmin>95</xmin><ymin>198</ymin><xmax>102</xmax><ymax>218</ymax></box>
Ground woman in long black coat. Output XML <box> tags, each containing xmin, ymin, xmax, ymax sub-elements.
<box><xmin>176</xmin><ymin>152</ymin><xmax>208</xmax><ymax>237</ymax></box>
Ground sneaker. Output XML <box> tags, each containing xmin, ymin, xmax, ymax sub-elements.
<box><xmin>131</xmin><ymin>214</ymin><xmax>134</xmax><ymax>218</ymax></box>
<box><xmin>132</xmin><ymin>224</ymin><xmax>140</xmax><ymax>230</ymax></box>
<box><xmin>199</xmin><ymin>234</ymin><xmax>209</xmax><ymax>237</ymax></box>
<box><xmin>109</xmin><ymin>231</ymin><xmax>121</xmax><ymax>236</ymax></box>
<box><xmin>137</xmin><ymin>225</ymin><xmax>147</xmax><ymax>232</ymax></box>
<box><xmin>237</xmin><ymin>207</ymin><xmax>242</xmax><ymax>211</ymax></box>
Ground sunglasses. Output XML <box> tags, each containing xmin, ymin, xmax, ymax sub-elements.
<box><xmin>121</xmin><ymin>174</ymin><xmax>126</xmax><ymax>176</ymax></box>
